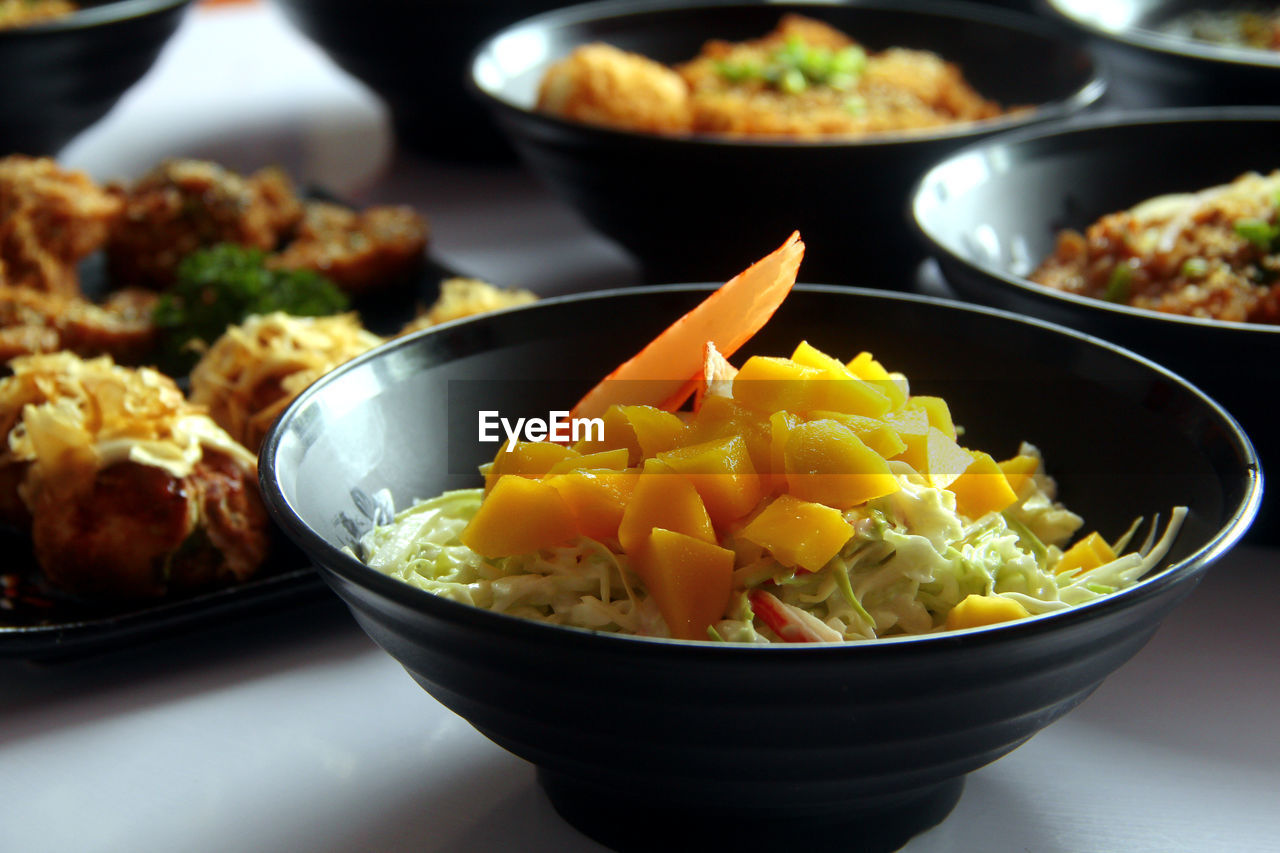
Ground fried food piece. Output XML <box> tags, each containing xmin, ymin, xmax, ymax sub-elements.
<box><xmin>106</xmin><ymin>159</ymin><xmax>304</xmax><ymax>288</ymax></box>
<box><xmin>188</xmin><ymin>312</ymin><xmax>383</xmax><ymax>452</ymax></box>
<box><xmin>269</xmin><ymin>201</ymin><xmax>428</xmax><ymax>296</ymax></box>
<box><xmin>397</xmin><ymin>277</ymin><xmax>538</xmax><ymax>334</ymax></box>
<box><xmin>0</xmin><ymin>155</ymin><xmax>122</xmax><ymax>295</ymax></box>
<box><xmin>1031</xmin><ymin>171</ymin><xmax>1280</xmax><ymax>323</ymax></box>
<box><xmin>679</xmin><ymin>15</ymin><xmax>1004</xmax><ymax>137</ymax></box>
<box><xmin>0</xmin><ymin>353</ymin><xmax>268</xmax><ymax>599</ymax></box>
<box><xmin>0</xmin><ymin>285</ymin><xmax>158</xmax><ymax>363</ymax></box>
<box><xmin>538</xmin><ymin>43</ymin><xmax>693</xmax><ymax>133</ymax></box>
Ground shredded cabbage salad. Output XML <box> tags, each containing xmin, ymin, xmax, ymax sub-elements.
<box><xmin>357</xmin><ymin>443</ymin><xmax>1187</xmax><ymax>643</ymax></box>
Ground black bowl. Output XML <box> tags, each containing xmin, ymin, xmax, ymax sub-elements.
<box><xmin>1047</xmin><ymin>0</ymin><xmax>1280</xmax><ymax>107</ymax></box>
<box><xmin>0</xmin><ymin>0</ymin><xmax>192</xmax><ymax>156</ymax></box>
<box><xmin>273</xmin><ymin>0</ymin><xmax>569</xmax><ymax>161</ymax></box>
<box><xmin>911</xmin><ymin>107</ymin><xmax>1280</xmax><ymax>537</ymax></box>
<box><xmin>469</xmin><ymin>0</ymin><xmax>1104</xmax><ymax>284</ymax></box>
<box><xmin>260</xmin><ymin>284</ymin><xmax>1258</xmax><ymax>852</ymax></box>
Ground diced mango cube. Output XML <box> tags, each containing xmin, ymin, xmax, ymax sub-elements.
<box><xmin>657</xmin><ymin>434</ymin><xmax>764</xmax><ymax>528</ymax></box>
<box><xmin>784</xmin><ymin>419</ymin><xmax>900</xmax><ymax>509</ymax></box>
<box><xmin>808</xmin><ymin>411</ymin><xmax>907</xmax><ymax>460</ymax></box>
<box><xmin>462</xmin><ymin>475</ymin><xmax>579</xmax><ymax>557</ymax></box>
<box><xmin>944</xmin><ymin>594</ymin><xmax>1031</xmax><ymax>630</ymax></box>
<box><xmin>617</xmin><ymin>459</ymin><xmax>716</xmax><ymax>554</ymax></box>
<box><xmin>619</xmin><ymin>405</ymin><xmax>686</xmax><ymax>457</ymax></box>
<box><xmin>1055</xmin><ymin>531</ymin><xmax>1118</xmax><ymax>575</ymax></box>
<box><xmin>767</xmin><ymin>411</ymin><xmax>800</xmax><ymax>493</ymax></box>
<box><xmin>681</xmin><ymin>395</ymin><xmax>772</xmax><ymax>473</ymax></box>
<box><xmin>846</xmin><ymin>351</ymin><xmax>908</xmax><ymax>410</ymax></box>
<box><xmin>545</xmin><ymin>469</ymin><xmax>637</xmax><ymax>542</ymax></box>
<box><xmin>906</xmin><ymin>395</ymin><xmax>956</xmax><ymax>440</ymax></box>
<box><xmin>740</xmin><ymin>494</ymin><xmax>854</xmax><ymax>572</ymax></box>
<box><xmin>630</xmin><ymin>528</ymin><xmax>734</xmax><ymax>641</ymax></box>
<box><xmin>545</xmin><ymin>447</ymin><xmax>631</xmax><ymax>475</ymax></box>
<box><xmin>733</xmin><ymin>356</ymin><xmax>891</xmax><ymax>419</ymax></box>
<box><xmin>998</xmin><ymin>454</ymin><xmax>1040</xmax><ymax>495</ymax></box>
<box><xmin>789</xmin><ymin>340</ymin><xmax>850</xmax><ymax>373</ymax></box>
<box><xmin>571</xmin><ymin>405</ymin><xmax>641</xmax><ymax>463</ymax></box>
<box><xmin>485</xmin><ymin>441</ymin><xmax>580</xmax><ymax>491</ymax></box>
<box><xmin>888</xmin><ymin>418</ymin><xmax>970</xmax><ymax>489</ymax></box>
<box><xmin>949</xmin><ymin>451</ymin><xmax>1018</xmax><ymax>519</ymax></box>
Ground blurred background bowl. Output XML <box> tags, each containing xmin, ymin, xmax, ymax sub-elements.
<box><xmin>260</xmin><ymin>284</ymin><xmax>1258</xmax><ymax>853</ymax></box>
<box><xmin>470</xmin><ymin>0</ymin><xmax>1104</xmax><ymax>285</ymax></box>
<box><xmin>911</xmin><ymin>107</ymin><xmax>1280</xmax><ymax>537</ymax></box>
<box><xmin>1047</xmin><ymin>0</ymin><xmax>1280</xmax><ymax>107</ymax></box>
<box><xmin>0</xmin><ymin>0</ymin><xmax>192</xmax><ymax>156</ymax></box>
<box><xmin>273</xmin><ymin>0</ymin><xmax>570</xmax><ymax>161</ymax></box>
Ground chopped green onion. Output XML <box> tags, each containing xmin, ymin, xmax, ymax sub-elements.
<box><xmin>1233</xmin><ymin>217</ymin><xmax>1278</xmax><ymax>250</ymax></box>
<box><xmin>1104</xmin><ymin>264</ymin><xmax>1132</xmax><ymax>303</ymax></box>
<box><xmin>1181</xmin><ymin>257</ymin><xmax>1208</xmax><ymax>279</ymax></box>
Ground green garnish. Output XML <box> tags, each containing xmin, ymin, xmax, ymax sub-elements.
<box><xmin>716</xmin><ymin>36</ymin><xmax>867</xmax><ymax>94</ymax></box>
<box><xmin>152</xmin><ymin>243</ymin><xmax>348</xmax><ymax>374</ymax></box>
<box><xmin>1104</xmin><ymin>264</ymin><xmax>1132</xmax><ymax>303</ymax></box>
<box><xmin>1233</xmin><ymin>217</ymin><xmax>1279</xmax><ymax>251</ymax></box>
<box><xmin>1180</xmin><ymin>257</ymin><xmax>1209</xmax><ymax>279</ymax></box>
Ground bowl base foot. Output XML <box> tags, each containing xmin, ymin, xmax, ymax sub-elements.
<box><xmin>538</xmin><ymin>768</ymin><xmax>964</xmax><ymax>852</ymax></box>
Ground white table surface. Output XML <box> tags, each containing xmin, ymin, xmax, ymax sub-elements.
<box><xmin>4</xmin><ymin>4</ymin><xmax>1278</xmax><ymax>852</ymax></box>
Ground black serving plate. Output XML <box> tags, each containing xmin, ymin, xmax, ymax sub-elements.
<box><xmin>470</xmin><ymin>0</ymin><xmax>1103</xmax><ymax>284</ymax></box>
<box><xmin>1047</xmin><ymin>0</ymin><xmax>1280</xmax><ymax>107</ymax></box>
<box><xmin>911</xmin><ymin>107</ymin><xmax>1280</xmax><ymax>537</ymax></box>
<box><xmin>0</xmin><ymin>0</ymin><xmax>193</xmax><ymax>156</ymax></box>
<box><xmin>0</xmin><ymin>208</ymin><xmax>456</xmax><ymax>661</ymax></box>
<box><xmin>260</xmin><ymin>283</ymin><xmax>1258</xmax><ymax>851</ymax></box>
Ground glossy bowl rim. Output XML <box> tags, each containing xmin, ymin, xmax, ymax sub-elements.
<box><xmin>911</xmin><ymin>105</ymin><xmax>1280</xmax><ymax>337</ymax></box>
<box><xmin>0</xmin><ymin>0</ymin><xmax>191</xmax><ymax>37</ymax></box>
<box><xmin>260</xmin><ymin>284</ymin><xmax>1261</xmax><ymax>657</ymax></box>
<box><xmin>1046</xmin><ymin>0</ymin><xmax>1280</xmax><ymax>71</ymax></box>
<box><xmin>468</xmin><ymin>0</ymin><xmax>1107</xmax><ymax>151</ymax></box>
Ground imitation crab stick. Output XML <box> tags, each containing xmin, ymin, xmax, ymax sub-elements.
<box><xmin>570</xmin><ymin>232</ymin><xmax>805</xmax><ymax>421</ymax></box>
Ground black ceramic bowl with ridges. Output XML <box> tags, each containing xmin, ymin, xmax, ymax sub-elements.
<box><xmin>911</xmin><ymin>108</ymin><xmax>1280</xmax><ymax>538</ymax></box>
<box><xmin>469</xmin><ymin>0</ymin><xmax>1103</xmax><ymax>284</ymax></box>
<box><xmin>0</xmin><ymin>0</ymin><xmax>192</xmax><ymax>155</ymax></box>
<box><xmin>259</xmin><ymin>284</ymin><xmax>1257</xmax><ymax>852</ymax></box>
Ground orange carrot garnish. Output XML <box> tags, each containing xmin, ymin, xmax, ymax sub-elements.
<box><xmin>570</xmin><ymin>232</ymin><xmax>804</xmax><ymax>421</ymax></box>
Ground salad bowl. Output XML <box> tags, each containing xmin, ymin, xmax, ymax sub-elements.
<box><xmin>259</xmin><ymin>284</ymin><xmax>1258</xmax><ymax>851</ymax></box>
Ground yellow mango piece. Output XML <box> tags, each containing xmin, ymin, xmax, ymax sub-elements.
<box><xmin>740</xmin><ymin>494</ymin><xmax>854</xmax><ymax>572</ymax></box>
<box><xmin>789</xmin><ymin>340</ymin><xmax>849</xmax><ymax>373</ymax></box>
<box><xmin>998</xmin><ymin>454</ymin><xmax>1040</xmax><ymax>495</ymax></box>
<box><xmin>485</xmin><ymin>441</ymin><xmax>580</xmax><ymax>491</ymax></box>
<box><xmin>944</xmin><ymin>594</ymin><xmax>1031</xmax><ymax>631</ymax></box>
<box><xmin>846</xmin><ymin>351</ymin><xmax>908</xmax><ymax>410</ymax></box>
<box><xmin>949</xmin><ymin>451</ymin><xmax>1018</xmax><ymax>519</ymax></box>
<box><xmin>619</xmin><ymin>405</ymin><xmax>686</xmax><ymax>458</ymax></box>
<box><xmin>906</xmin><ymin>395</ymin><xmax>956</xmax><ymax>440</ymax></box>
<box><xmin>768</xmin><ymin>411</ymin><xmax>800</xmax><ymax>493</ymax></box>
<box><xmin>571</xmin><ymin>405</ymin><xmax>642</xmax><ymax>463</ymax></box>
<box><xmin>545</xmin><ymin>447</ymin><xmax>630</xmax><ymax>475</ymax></box>
<box><xmin>733</xmin><ymin>356</ymin><xmax>891</xmax><ymax>419</ymax></box>
<box><xmin>887</xmin><ymin>417</ymin><xmax>969</xmax><ymax>489</ymax></box>
<box><xmin>681</xmin><ymin>395</ymin><xmax>772</xmax><ymax>473</ymax></box>
<box><xmin>631</xmin><ymin>528</ymin><xmax>734</xmax><ymax>641</ymax></box>
<box><xmin>657</xmin><ymin>434</ymin><xmax>764</xmax><ymax>528</ymax></box>
<box><xmin>462</xmin><ymin>475</ymin><xmax>579</xmax><ymax>557</ymax></box>
<box><xmin>1055</xmin><ymin>531</ymin><xmax>1118</xmax><ymax>575</ymax></box>
<box><xmin>808</xmin><ymin>410</ymin><xmax>907</xmax><ymax>460</ymax></box>
<box><xmin>784</xmin><ymin>419</ymin><xmax>900</xmax><ymax>509</ymax></box>
<box><xmin>545</xmin><ymin>470</ymin><xmax>638</xmax><ymax>542</ymax></box>
<box><xmin>617</xmin><ymin>459</ymin><xmax>716</xmax><ymax>554</ymax></box>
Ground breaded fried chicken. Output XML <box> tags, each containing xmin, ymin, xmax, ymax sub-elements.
<box><xmin>0</xmin><ymin>285</ymin><xmax>158</xmax><ymax>363</ymax></box>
